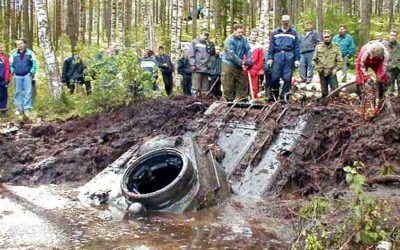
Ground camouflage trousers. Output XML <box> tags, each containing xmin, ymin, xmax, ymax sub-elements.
<box><xmin>221</xmin><ymin>63</ymin><xmax>247</xmax><ymax>101</ymax></box>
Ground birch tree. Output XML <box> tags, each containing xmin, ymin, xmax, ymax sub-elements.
<box><xmin>143</xmin><ymin>0</ymin><xmax>155</xmax><ymax>50</ymax></box>
<box><xmin>259</xmin><ymin>0</ymin><xmax>270</xmax><ymax>46</ymax></box>
<box><xmin>34</xmin><ymin>0</ymin><xmax>62</xmax><ymax>97</ymax></box>
<box><xmin>170</xmin><ymin>0</ymin><xmax>183</xmax><ymax>63</ymax></box>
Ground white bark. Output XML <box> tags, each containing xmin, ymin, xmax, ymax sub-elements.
<box><xmin>170</xmin><ymin>0</ymin><xmax>183</xmax><ymax>63</ymax></box>
<box><xmin>202</xmin><ymin>0</ymin><xmax>210</xmax><ymax>29</ymax></box>
<box><xmin>34</xmin><ymin>0</ymin><xmax>62</xmax><ymax>98</ymax></box>
<box><xmin>143</xmin><ymin>0</ymin><xmax>156</xmax><ymax>50</ymax></box>
<box><xmin>259</xmin><ymin>0</ymin><xmax>270</xmax><ymax>46</ymax></box>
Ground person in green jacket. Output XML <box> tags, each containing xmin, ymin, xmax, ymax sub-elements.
<box><xmin>384</xmin><ymin>29</ymin><xmax>400</xmax><ymax>95</ymax></box>
<box><xmin>333</xmin><ymin>24</ymin><xmax>356</xmax><ymax>83</ymax></box>
<box><xmin>313</xmin><ymin>30</ymin><xmax>343</xmax><ymax>97</ymax></box>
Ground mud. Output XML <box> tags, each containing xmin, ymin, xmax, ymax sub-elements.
<box><xmin>275</xmin><ymin>96</ymin><xmax>400</xmax><ymax>195</ymax></box>
<box><xmin>0</xmin><ymin>96</ymin><xmax>213</xmax><ymax>185</ymax></box>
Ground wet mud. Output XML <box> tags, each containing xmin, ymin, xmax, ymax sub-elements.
<box><xmin>0</xmin><ymin>96</ymin><xmax>212</xmax><ymax>185</ymax></box>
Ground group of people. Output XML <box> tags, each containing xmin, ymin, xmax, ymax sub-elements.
<box><xmin>218</xmin><ymin>15</ymin><xmax>399</xmax><ymax>103</ymax></box>
<box><xmin>0</xmin><ymin>38</ymin><xmax>37</xmax><ymax>117</ymax></box>
<box><xmin>1</xmin><ymin>16</ymin><xmax>400</xmax><ymax>117</ymax></box>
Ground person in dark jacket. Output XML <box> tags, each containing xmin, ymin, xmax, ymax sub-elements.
<box><xmin>299</xmin><ymin>21</ymin><xmax>320</xmax><ymax>83</ymax></box>
<box><xmin>177</xmin><ymin>49</ymin><xmax>192</xmax><ymax>95</ymax></box>
<box><xmin>155</xmin><ymin>46</ymin><xmax>174</xmax><ymax>96</ymax></box>
<box><xmin>267</xmin><ymin>15</ymin><xmax>300</xmax><ymax>102</ymax></box>
<box><xmin>61</xmin><ymin>51</ymin><xmax>91</xmax><ymax>95</ymax></box>
<box><xmin>189</xmin><ymin>28</ymin><xmax>215</xmax><ymax>96</ymax></box>
<box><xmin>140</xmin><ymin>50</ymin><xmax>159</xmax><ymax>91</ymax></box>
<box><xmin>208</xmin><ymin>46</ymin><xmax>222</xmax><ymax>97</ymax></box>
<box><xmin>0</xmin><ymin>43</ymin><xmax>11</xmax><ymax>117</ymax></box>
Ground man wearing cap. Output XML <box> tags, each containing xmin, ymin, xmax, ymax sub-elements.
<box><xmin>355</xmin><ymin>40</ymin><xmax>390</xmax><ymax>100</ymax></box>
<box><xmin>188</xmin><ymin>28</ymin><xmax>215</xmax><ymax>96</ymax></box>
<box><xmin>333</xmin><ymin>24</ymin><xmax>356</xmax><ymax>82</ymax></box>
<box><xmin>312</xmin><ymin>30</ymin><xmax>342</xmax><ymax>97</ymax></box>
<box><xmin>221</xmin><ymin>24</ymin><xmax>253</xmax><ymax>101</ymax></box>
<box><xmin>267</xmin><ymin>15</ymin><xmax>300</xmax><ymax>102</ymax></box>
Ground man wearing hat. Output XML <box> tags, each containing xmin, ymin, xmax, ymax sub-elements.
<box><xmin>312</xmin><ymin>30</ymin><xmax>343</xmax><ymax>97</ymax></box>
<box><xmin>267</xmin><ymin>15</ymin><xmax>300</xmax><ymax>102</ymax></box>
<box><xmin>188</xmin><ymin>28</ymin><xmax>215</xmax><ymax>96</ymax></box>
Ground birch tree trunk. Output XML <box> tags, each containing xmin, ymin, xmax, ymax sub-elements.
<box><xmin>34</xmin><ymin>0</ymin><xmax>62</xmax><ymax>98</ymax></box>
<box><xmin>259</xmin><ymin>0</ymin><xmax>270</xmax><ymax>46</ymax></box>
<box><xmin>202</xmin><ymin>0</ymin><xmax>210</xmax><ymax>29</ymax></box>
<box><xmin>143</xmin><ymin>0</ymin><xmax>155</xmax><ymax>50</ymax></box>
<box><xmin>170</xmin><ymin>0</ymin><xmax>183</xmax><ymax>63</ymax></box>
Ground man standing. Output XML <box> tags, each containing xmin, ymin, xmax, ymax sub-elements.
<box><xmin>312</xmin><ymin>30</ymin><xmax>343</xmax><ymax>97</ymax></box>
<box><xmin>188</xmin><ymin>28</ymin><xmax>215</xmax><ymax>96</ymax></box>
<box><xmin>333</xmin><ymin>24</ymin><xmax>356</xmax><ymax>82</ymax></box>
<box><xmin>208</xmin><ymin>46</ymin><xmax>222</xmax><ymax>97</ymax></box>
<box><xmin>61</xmin><ymin>50</ymin><xmax>91</xmax><ymax>95</ymax></box>
<box><xmin>177</xmin><ymin>49</ymin><xmax>192</xmax><ymax>96</ymax></box>
<box><xmin>140</xmin><ymin>50</ymin><xmax>159</xmax><ymax>92</ymax></box>
<box><xmin>9</xmin><ymin>38</ymin><xmax>37</xmax><ymax>115</ymax></box>
<box><xmin>0</xmin><ymin>43</ymin><xmax>11</xmax><ymax>117</ymax></box>
<box><xmin>221</xmin><ymin>24</ymin><xmax>252</xmax><ymax>101</ymax></box>
<box><xmin>156</xmin><ymin>46</ymin><xmax>174</xmax><ymax>96</ymax></box>
<box><xmin>267</xmin><ymin>15</ymin><xmax>300</xmax><ymax>102</ymax></box>
<box><xmin>355</xmin><ymin>41</ymin><xmax>390</xmax><ymax>100</ymax></box>
<box><xmin>299</xmin><ymin>21</ymin><xmax>320</xmax><ymax>83</ymax></box>
<box><xmin>245</xmin><ymin>29</ymin><xmax>265</xmax><ymax>99</ymax></box>
<box><xmin>384</xmin><ymin>29</ymin><xmax>400</xmax><ymax>95</ymax></box>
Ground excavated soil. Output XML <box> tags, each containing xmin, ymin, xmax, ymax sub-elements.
<box><xmin>0</xmin><ymin>96</ymin><xmax>213</xmax><ymax>185</ymax></box>
<box><xmin>1</xmin><ymin>95</ymin><xmax>400</xmax><ymax>196</ymax></box>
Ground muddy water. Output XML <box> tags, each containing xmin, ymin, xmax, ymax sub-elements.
<box><xmin>0</xmin><ymin>184</ymin><xmax>292</xmax><ymax>250</ymax></box>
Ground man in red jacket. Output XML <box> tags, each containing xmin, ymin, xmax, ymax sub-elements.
<box><xmin>245</xmin><ymin>29</ymin><xmax>265</xmax><ymax>99</ymax></box>
<box><xmin>0</xmin><ymin>43</ymin><xmax>11</xmax><ymax>117</ymax></box>
<box><xmin>355</xmin><ymin>40</ymin><xmax>390</xmax><ymax>100</ymax></box>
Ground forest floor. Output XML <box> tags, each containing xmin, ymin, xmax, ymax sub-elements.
<box><xmin>1</xmin><ymin>95</ymin><xmax>400</xmax><ymax>248</ymax></box>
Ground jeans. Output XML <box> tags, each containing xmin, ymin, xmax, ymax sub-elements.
<box><xmin>341</xmin><ymin>55</ymin><xmax>348</xmax><ymax>82</ymax></box>
<box><xmin>181</xmin><ymin>75</ymin><xmax>192</xmax><ymax>96</ymax></box>
<box><xmin>0</xmin><ymin>81</ymin><xmax>8</xmax><ymax>111</ymax></box>
<box><xmin>300</xmin><ymin>51</ymin><xmax>315</xmax><ymax>81</ymax></box>
<box><xmin>14</xmin><ymin>73</ymin><xmax>33</xmax><ymax>111</ymax></box>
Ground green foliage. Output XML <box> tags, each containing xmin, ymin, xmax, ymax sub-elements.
<box><xmin>292</xmin><ymin>162</ymin><xmax>396</xmax><ymax>249</ymax></box>
<box><xmin>24</xmin><ymin>44</ymin><xmax>158</xmax><ymax>121</ymax></box>
<box><xmin>300</xmin><ymin>196</ymin><xmax>330</xmax><ymax>220</ymax></box>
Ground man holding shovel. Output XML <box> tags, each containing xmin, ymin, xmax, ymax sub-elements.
<box><xmin>221</xmin><ymin>24</ymin><xmax>253</xmax><ymax>101</ymax></box>
<box><xmin>207</xmin><ymin>46</ymin><xmax>222</xmax><ymax>97</ymax></box>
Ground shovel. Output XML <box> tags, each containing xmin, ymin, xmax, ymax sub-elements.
<box><xmin>247</xmin><ymin>71</ymin><xmax>255</xmax><ymax>99</ymax></box>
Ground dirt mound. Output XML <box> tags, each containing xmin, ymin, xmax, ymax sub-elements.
<box><xmin>276</xmin><ymin>97</ymin><xmax>400</xmax><ymax>195</ymax></box>
<box><xmin>0</xmin><ymin>96</ymin><xmax>212</xmax><ymax>185</ymax></box>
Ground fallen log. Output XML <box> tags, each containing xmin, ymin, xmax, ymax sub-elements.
<box><xmin>366</xmin><ymin>175</ymin><xmax>400</xmax><ymax>185</ymax></box>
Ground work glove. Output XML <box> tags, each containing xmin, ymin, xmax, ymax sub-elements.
<box><xmin>294</xmin><ymin>60</ymin><xmax>300</xmax><ymax>68</ymax></box>
<box><xmin>243</xmin><ymin>60</ymin><xmax>253</xmax><ymax>69</ymax></box>
<box><xmin>332</xmin><ymin>69</ymin><xmax>338</xmax><ymax>75</ymax></box>
<box><xmin>267</xmin><ymin>60</ymin><xmax>273</xmax><ymax>67</ymax></box>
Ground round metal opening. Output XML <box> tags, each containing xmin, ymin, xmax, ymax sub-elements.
<box><xmin>121</xmin><ymin>148</ymin><xmax>195</xmax><ymax>210</ymax></box>
<box><xmin>126</xmin><ymin>151</ymin><xmax>183</xmax><ymax>194</ymax></box>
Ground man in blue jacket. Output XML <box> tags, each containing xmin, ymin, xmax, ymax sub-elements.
<box><xmin>61</xmin><ymin>50</ymin><xmax>91</xmax><ymax>95</ymax></box>
<box><xmin>9</xmin><ymin>38</ymin><xmax>37</xmax><ymax>115</ymax></box>
<box><xmin>299</xmin><ymin>21</ymin><xmax>320</xmax><ymax>83</ymax></box>
<box><xmin>333</xmin><ymin>24</ymin><xmax>356</xmax><ymax>82</ymax></box>
<box><xmin>267</xmin><ymin>15</ymin><xmax>300</xmax><ymax>102</ymax></box>
<box><xmin>221</xmin><ymin>24</ymin><xmax>253</xmax><ymax>101</ymax></box>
